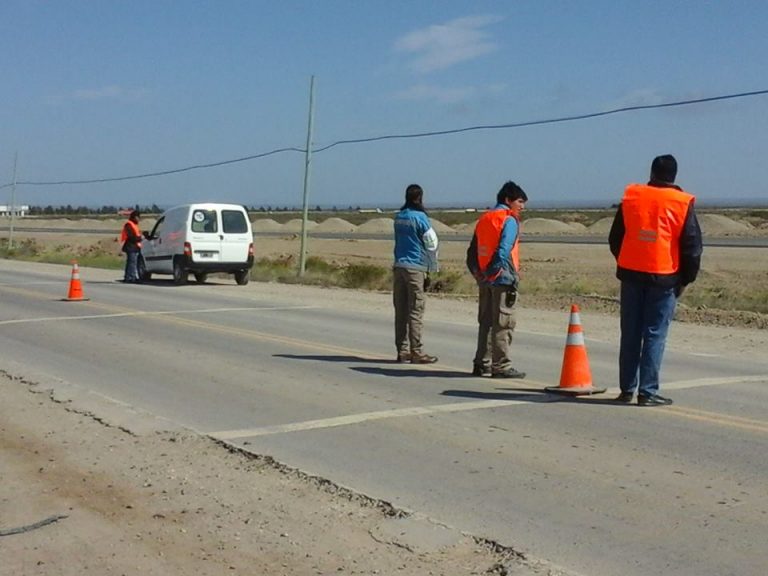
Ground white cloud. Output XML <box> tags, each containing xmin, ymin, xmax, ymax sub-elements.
<box><xmin>394</xmin><ymin>15</ymin><xmax>502</xmax><ymax>73</ymax></box>
<box><xmin>394</xmin><ymin>83</ymin><xmax>477</xmax><ymax>104</ymax></box>
<box><xmin>394</xmin><ymin>82</ymin><xmax>506</xmax><ymax>104</ymax></box>
<box><xmin>70</xmin><ymin>85</ymin><xmax>147</xmax><ymax>101</ymax></box>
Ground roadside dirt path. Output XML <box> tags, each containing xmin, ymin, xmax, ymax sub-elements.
<box><xmin>2</xmin><ymin>371</ymin><xmax>543</xmax><ymax>576</ymax></box>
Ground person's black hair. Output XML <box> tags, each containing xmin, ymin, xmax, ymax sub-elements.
<box><xmin>650</xmin><ymin>154</ymin><xmax>678</xmax><ymax>184</ymax></box>
<box><xmin>401</xmin><ymin>184</ymin><xmax>426</xmax><ymax>212</ymax></box>
<box><xmin>129</xmin><ymin>209</ymin><xmax>141</xmax><ymax>219</ymax></box>
<box><xmin>496</xmin><ymin>181</ymin><xmax>528</xmax><ymax>205</ymax></box>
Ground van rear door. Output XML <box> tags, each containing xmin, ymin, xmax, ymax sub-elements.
<box><xmin>220</xmin><ymin>208</ymin><xmax>251</xmax><ymax>263</ymax></box>
<box><xmin>189</xmin><ymin>208</ymin><xmax>223</xmax><ymax>263</ymax></box>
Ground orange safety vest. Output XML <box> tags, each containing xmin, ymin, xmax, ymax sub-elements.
<box><xmin>476</xmin><ymin>208</ymin><xmax>520</xmax><ymax>278</ymax></box>
<box><xmin>121</xmin><ymin>220</ymin><xmax>142</xmax><ymax>249</ymax></box>
<box><xmin>617</xmin><ymin>183</ymin><xmax>694</xmax><ymax>274</ymax></box>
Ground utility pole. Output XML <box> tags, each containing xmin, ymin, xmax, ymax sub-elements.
<box><xmin>8</xmin><ymin>152</ymin><xmax>18</xmax><ymax>250</ymax></box>
<box><xmin>298</xmin><ymin>75</ymin><xmax>316</xmax><ymax>277</ymax></box>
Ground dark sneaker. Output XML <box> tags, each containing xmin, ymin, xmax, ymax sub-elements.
<box><xmin>637</xmin><ymin>394</ymin><xmax>674</xmax><ymax>407</ymax></box>
<box><xmin>615</xmin><ymin>392</ymin><xmax>634</xmax><ymax>403</ymax></box>
<box><xmin>472</xmin><ymin>364</ymin><xmax>491</xmax><ymax>376</ymax></box>
<box><xmin>396</xmin><ymin>353</ymin><xmax>411</xmax><ymax>363</ymax></box>
<box><xmin>411</xmin><ymin>353</ymin><xmax>438</xmax><ymax>364</ymax></box>
<box><xmin>491</xmin><ymin>368</ymin><xmax>526</xmax><ymax>379</ymax></box>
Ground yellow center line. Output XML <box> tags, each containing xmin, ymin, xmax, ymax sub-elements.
<box><xmin>665</xmin><ymin>405</ymin><xmax>768</xmax><ymax>434</ymax></box>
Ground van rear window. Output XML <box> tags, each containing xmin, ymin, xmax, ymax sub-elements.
<box><xmin>192</xmin><ymin>210</ymin><xmax>217</xmax><ymax>233</ymax></box>
<box><xmin>222</xmin><ymin>210</ymin><xmax>249</xmax><ymax>234</ymax></box>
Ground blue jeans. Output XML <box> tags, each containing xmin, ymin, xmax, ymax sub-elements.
<box><xmin>124</xmin><ymin>250</ymin><xmax>140</xmax><ymax>282</ymax></box>
<box><xmin>619</xmin><ymin>282</ymin><xmax>677</xmax><ymax>397</ymax></box>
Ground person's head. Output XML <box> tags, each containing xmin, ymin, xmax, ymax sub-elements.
<box><xmin>650</xmin><ymin>154</ymin><xmax>678</xmax><ymax>184</ymax></box>
<box><xmin>129</xmin><ymin>210</ymin><xmax>141</xmax><ymax>222</ymax></box>
<box><xmin>496</xmin><ymin>181</ymin><xmax>528</xmax><ymax>213</ymax></box>
<box><xmin>401</xmin><ymin>184</ymin><xmax>425</xmax><ymax>211</ymax></box>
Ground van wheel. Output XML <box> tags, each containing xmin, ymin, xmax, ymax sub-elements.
<box><xmin>194</xmin><ymin>272</ymin><xmax>208</xmax><ymax>284</ymax></box>
<box><xmin>173</xmin><ymin>259</ymin><xmax>188</xmax><ymax>285</ymax></box>
<box><xmin>234</xmin><ymin>270</ymin><xmax>250</xmax><ymax>286</ymax></box>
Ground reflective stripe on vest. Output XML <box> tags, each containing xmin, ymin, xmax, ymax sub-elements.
<box><xmin>121</xmin><ymin>220</ymin><xmax>142</xmax><ymax>248</ymax></box>
<box><xmin>617</xmin><ymin>183</ymin><xmax>694</xmax><ymax>274</ymax></box>
<box><xmin>475</xmin><ymin>208</ymin><xmax>520</xmax><ymax>277</ymax></box>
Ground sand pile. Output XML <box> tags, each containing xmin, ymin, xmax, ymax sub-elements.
<box><xmin>315</xmin><ymin>218</ymin><xmax>358</xmax><ymax>233</ymax></box>
<box><xmin>522</xmin><ymin>218</ymin><xmax>580</xmax><ymax>234</ymax></box>
<box><xmin>356</xmin><ymin>218</ymin><xmax>393</xmax><ymax>234</ymax></box>
<box><xmin>429</xmin><ymin>219</ymin><xmax>457</xmax><ymax>234</ymax></box>
<box><xmin>282</xmin><ymin>218</ymin><xmax>317</xmax><ymax>232</ymax></box>
<box><xmin>452</xmin><ymin>222</ymin><xmax>475</xmax><ymax>233</ymax></box>
<box><xmin>697</xmin><ymin>214</ymin><xmax>752</xmax><ymax>235</ymax></box>
<box><xmin>252</xmin><ymin>219</ymin><xmax>283</xmax><ymax>232</ymax></box>
<box><xmin>588</xmin><ymin>217</ymin><xmax>615</xmax><ymax>234</ymax></box>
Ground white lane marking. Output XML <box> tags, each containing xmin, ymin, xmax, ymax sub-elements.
<box><xmin>0</xmin><ymin>281</ymin><xmax>62</xmax><ymax>286</ymax></box>
<box><xmin>663</xmin><ymin>374</ymin><xmax>767</xmax><ymax>390</ymax></box>
<box><xmin>210</xmin><ymin>398</ymin><xmax>547</xmax><ymax>440</ymax></box>
<box><xmin>0</xmin><ymin>305</ymin><xmax>319</xmax><ymax>326</ymax></box>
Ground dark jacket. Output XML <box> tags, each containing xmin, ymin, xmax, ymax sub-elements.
<box><xmin>609</xmin><ymin>180</ymin><xmax>703</xmax><ymax>290</ymax></box>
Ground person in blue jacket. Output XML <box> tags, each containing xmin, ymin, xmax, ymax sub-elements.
<box><xmin>393</xmin><ymin>184</ymin><xmax>439</xmax><ymax>363</ymax></box>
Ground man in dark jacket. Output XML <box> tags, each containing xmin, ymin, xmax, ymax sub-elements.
<box><xmin>609</xmin><ymin>155</ymin><xmax>703</xmax><ymax>406</ymax></box>
<box><xmin>121</xmin><ymin>210</ymin><xmax>143</xmax><ymax>283</ymax></box>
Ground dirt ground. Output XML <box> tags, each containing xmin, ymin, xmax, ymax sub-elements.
<box><xmin>2</xmin><ymin>223</ymin><xmax>767</xmax><ymax>575</ymax></box>
<box><xmin>2</xmin><ymin>371</ymin><xmax>536</xmax><ymax>576</ymax></box>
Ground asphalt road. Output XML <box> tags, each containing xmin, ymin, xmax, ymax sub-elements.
<box><xmin>1</xmin><ymin>260</ymin><xmax>767</xmax><ymax>576</ymax></box>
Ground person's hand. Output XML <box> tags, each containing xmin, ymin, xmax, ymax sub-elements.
<box><xmin>423</xmin><ymin>275</ymin><xmax>432</xmax><ymax>291</ymax></box>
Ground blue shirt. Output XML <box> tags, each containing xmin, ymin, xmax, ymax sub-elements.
<box><xmin>393</xmin><ymin>208</ymin><xmax>439</xmax><ymax>272</ymax></box>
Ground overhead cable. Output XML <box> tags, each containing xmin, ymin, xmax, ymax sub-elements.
<box><xmin>2</xmin><ymin>88</ymin><xmax>767</xmax><ymax>190</ymax></box>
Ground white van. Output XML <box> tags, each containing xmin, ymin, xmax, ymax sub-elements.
<box><xmin>139</xmin><ymin>203</ymin><xmax>254</xmax><ymax>285</ymax></box>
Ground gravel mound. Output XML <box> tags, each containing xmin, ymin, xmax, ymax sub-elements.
<box><xmin>588</xmin><ymin>217</ymin><xmax>615</xmax><ymax>234</ymax></box>
<box><xmin>697</xmin><ymin>214</ymin><xmax>752</xmax><ymax>235</ymax></box>
<box><xmin>429</xmin><ymin>219</ymin><xmax>457</xmax><ymax>234</ymax></box>
<box><xmin>252</xmin><ymin>218</ymin><xmax>284</xmax><ymax>232</ymax></box>
<box><xmin>316</xmin><ymin>218</ymin><xmax>358</xmax><ymax>233</ymax></box>
<box><xmin>283</xmin><ymin>218</ymin><xmax>317</xmax><ymax>232</ymax></box>
<box><xmin>522</xmin><ymin>218</ymin><xmax>581</xmax><ymax>234</ymax></box>
<box><xmin>356</xmin><ymin>218</ymin><xmax>393</xmax><ymax>234</ymax></box>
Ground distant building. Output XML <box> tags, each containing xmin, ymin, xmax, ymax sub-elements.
<box><xmin>0</xmin><ymin>204</ymin><xmax>29</xmax><ymax>217</ymax></box>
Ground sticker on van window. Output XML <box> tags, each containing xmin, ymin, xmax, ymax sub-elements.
<box><xmin>193</xmin><ymin>211</ymin><xmax>205</xmax><ymax>222</ymax></box>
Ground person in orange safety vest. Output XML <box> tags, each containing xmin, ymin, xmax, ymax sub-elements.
<box><xmin>121</xmin><ymin>210</ymin><xmax>143</xmax><ymax>283</ymax></box>
<box><xmin>609</xmin><ymin>155</ymin><xmax>702</xmax><ymax>406</ymax></box>
<box><xmin>466</xmin><ymin>181</ymin><xmax>528</xmax><ymax>379</ymax></box>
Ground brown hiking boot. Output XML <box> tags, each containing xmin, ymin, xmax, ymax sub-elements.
<box><xmin>411</xmin><ymin>353</ymin><xmax>438</xmax><ymax>364</ymax></box>
<box><xmin>396</xmin><ymin>352</ymin><xmax>411</xmax><ymax>363</ymax></box>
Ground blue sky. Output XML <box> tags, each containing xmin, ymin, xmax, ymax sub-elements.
<box><xmin>1</xmin><ymin>1</ymin><xmax>767</xmax><ymax>209</ymax></box>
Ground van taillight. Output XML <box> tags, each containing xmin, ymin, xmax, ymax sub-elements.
<box><xmin>183</xmin><ymin>242</ymin><xmax>192</xmax><ymax>256</ymax></box>
<box><xmin>248</xmin><ymin>243</ymin><xmax>254</xmax><ymax>256</ymax></box>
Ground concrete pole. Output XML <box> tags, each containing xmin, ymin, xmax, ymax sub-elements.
<box><xmin>298</xmin><ymin>75</ymin><xmax>316</xmax><ymax>277</ymax></box>
<box><xmin>8</xmin><ymin>152</ymin><xmax>18</xmax><ymax>250</ymax></box>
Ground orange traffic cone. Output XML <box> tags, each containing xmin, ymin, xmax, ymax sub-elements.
<box><xmin>63</xmin><ymin>261</ymin><xmax>89</xmax><ymax>302</ymax></box>
<box><xmin>545</xmin><ymin>304</ymin><xmax>605</xmax><ymax>395</ymax></box>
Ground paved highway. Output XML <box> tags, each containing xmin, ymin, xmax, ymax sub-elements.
<box><xmin>1</xmin><ymin>259</ymin><xmax>767</xmax><ymax>576</ymax></box>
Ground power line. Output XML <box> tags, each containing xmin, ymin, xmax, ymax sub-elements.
<box><xmin>312</xmin><ymin>88</ymin><xmax>768</xmax><ymax>152</ymax></box>
<box><xmin>2</xmin><ymin>88</ymin><xmax>767</xmax><ymax>190</ymax></box>
<box><xmin>0</xmin><ymin>147</ymin><xmax>305</xmax><ymax>189</ymax></box>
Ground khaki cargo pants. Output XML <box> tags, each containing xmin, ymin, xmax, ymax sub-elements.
<box><xmin>393</xmin><ymin>267</ymin><xmax>427</xmax><ymax>356</ymax></box>
<box><xmin>473</xmin><ymin>284</ymin><xmax>518</xmax><ymax>372</ymax></box>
